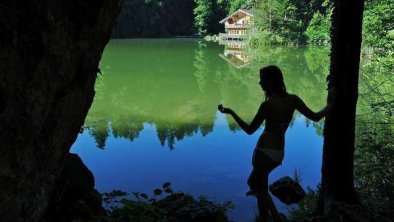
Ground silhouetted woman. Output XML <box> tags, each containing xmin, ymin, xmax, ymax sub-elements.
<box><xmin>218</xmin><ymin>65</ymin><xmax>334</xmax><ymax>222</ymax></box>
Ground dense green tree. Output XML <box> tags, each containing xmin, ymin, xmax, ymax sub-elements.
<box><xmin>252</xmin><ymin>0</ymin><xmax>284</xmax><ymax>44</ymax></box>
<box><xmin>194</xmin><ymin>0</ymin><xmax>228</xmax><ymax>35</ymax></box>
<box><xmin>194</xmin><ymin>0</ymin><xmax>213</xmax><ymax>35</ymax></box>
<box><xmin>305</xmin><ymin>11</ymin><xmax>330</xmax><ymax>44</ymax></box>
<box><xmin>363</xmin><ymin>0</ymin><xmax>394</xmax><ymax>50</ymax></box>
<box><xmin>355</xmin><ymin>115</ymin><xmax>394</xmax><ymax>218</ymax></box>
<box><xmin>355</xmin><ymin>3</ymin><xmax>394</xmax><ymax>217</ymax></box>
<box><xmin>252</xmin><ymin>0</ymin><xmax>325</xmax><ymax>45</ymax></box>
<box><xmin>358</xmin><ymin>0</ymin><xmax>393</xmax><ymax>129</ymax></box>
<box><xmin>305</xmin><ymin>1</ymin><xmax>332</xmax><ymax>44</ymax></box>
<box><xmin>225</xmin><ymin>0</ymin><xmax>256</xmax><ymax>13</ymax></box>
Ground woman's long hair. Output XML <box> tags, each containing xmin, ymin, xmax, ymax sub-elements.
<box><xmin>259</xmin><ymin>65</ymin><xmax>288</xmax><ymax>100</ymax></box>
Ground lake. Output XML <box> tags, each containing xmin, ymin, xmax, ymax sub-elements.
<box><xmin>71</xmin><ymin>39</ymin><xmax>330</xmax><ymax>222</ymax></box>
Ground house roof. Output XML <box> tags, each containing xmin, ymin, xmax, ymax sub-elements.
<box><xmin>219</xmin><ymin>9</ymin><xmax>254</xmax><ymax>24</ymax></box>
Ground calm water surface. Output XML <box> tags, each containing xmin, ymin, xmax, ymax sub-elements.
<box><xmin>71</xmin><ymin>39</ymin><xmax>329</xmax><ymax>222</ymax></box>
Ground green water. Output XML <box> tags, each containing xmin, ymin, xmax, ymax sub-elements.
<box><xmin>87</xmin><ymin>39</ymin><xmax>328</xmax><ymax>148</ymax></box>
<box><xmin>72</xmin><ymin>39</ymin><xmax>332</xmax><ymax>221</ymax></box>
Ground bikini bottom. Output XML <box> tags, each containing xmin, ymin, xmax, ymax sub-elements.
<box><xmin>252</xmin><ymin>147</ymin><xmax>284</xmax><ymax>167</ymax></box>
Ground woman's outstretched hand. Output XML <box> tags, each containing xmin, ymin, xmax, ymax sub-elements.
<box><xmin>218</xmin><ymin>104</ymin><xmax>233</xmax><ymax>114</ymax></box>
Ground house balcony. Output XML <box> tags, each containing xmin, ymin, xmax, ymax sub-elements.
<box><xmin>219</xmin><ymin>33</ymin><xmax>248</xmax><ymax>40</ymax></box>
<box><xmin>225</xmin><ymin>23</ymin><xmax>251</xmax><ymax>29</ymax></box>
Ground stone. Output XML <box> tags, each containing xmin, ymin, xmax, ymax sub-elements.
<box><xmin>0</xmin><ymin>1</ymin><xmax>121</xmax><ymax>221</ymax></box>
<box><xmin>43</xmin><ymin>153</ymin><xmax>106</xmax><ymax>222</ymax></box>
<box><xmin>269</xmin><ymin>176</ymin><xmax>306</xmax><ymax>205</ymax></box>
<box><xmin>155</xmin><ymin>193</ymin><xmax>229</xmax><ymax>222</ymax></box>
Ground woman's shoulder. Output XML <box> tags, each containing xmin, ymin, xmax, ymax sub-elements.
<box><xmin>286</xmin><ymin>94</ymin><xmax>301</xmax><ymax>102</ymax></box>
<box><xmin>258</xmin><ymin>100</ymin><xmax>272</xmax><ymax>115</ymax></box>
<box><xmin>287</xmin><ymin>94</ymin><xmax>298</xmax><ymax>99</ymax></box>
<box><xmin>286</xmin><ymin>94</ymin><xmax>305</xmax><ymax>109</ymax></box>
<box><xmin>259</xmin><ymin>100</ymin><xmax>269</xmax><ymax>109</ymax></box>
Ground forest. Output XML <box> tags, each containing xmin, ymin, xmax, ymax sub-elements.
<box><xmin>112</xmin><ymin>0</ymin><xmax>392</xmax><ymax>46</ymax></box>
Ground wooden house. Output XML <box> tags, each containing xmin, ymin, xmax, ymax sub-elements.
<box><xmin>219</xmin><ymin>9</ymin><xmax>254</xmax><ymax>41</ymax></box>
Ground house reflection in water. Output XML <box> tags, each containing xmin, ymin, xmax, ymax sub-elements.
<box><xmin>218</xmin><ymin>9</ymin><xmax>253</xmax><ymax>69</ymax></box>
<box><xmin>219</xmin><ymin>40</ymin><xmax>250</xmax><ymax>69</ymax></box>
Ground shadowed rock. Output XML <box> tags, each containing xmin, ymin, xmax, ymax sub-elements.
<box><xmin>44</xmin><ymin>153</ymin><xmax>105</xmax><ymax>222</ymax></box>
<box><xmin>0</xmin><ymin>1</ymin><xmax>121</xmax><ymax>221</ymax></box>
<box><xmin>155</xmin><ymin>193</ymin><xmax>229</xmax><ymax>222</ymax></box>
<box><xmin>269</xmin><ymin>176</ymin><xmax>306</xmax><ymax>205</ymax></box>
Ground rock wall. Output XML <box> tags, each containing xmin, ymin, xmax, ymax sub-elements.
<box><xmin>44</xmin><ymin>153</ymin><xmax>106</xmax><ymax>222</ymax></box>
<box><xmin>0</xmin><ymin>1</ymin><xmax>121</xmax><ymax>221</ymax></box>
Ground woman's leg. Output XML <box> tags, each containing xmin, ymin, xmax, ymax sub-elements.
<box><xmin>256</xmin><ymin>192</ymin><xmax>269</xmax><ymax>222</ymax></box>
<box><xmin>265</xmin><ymin>193</ymin><xmax>285</xmax><ymax>222</ymax></box>
<box><xmin>247</xmin><ymin>168</ymin><xmax>258</xmax><ymax>193</ymax></box>
<box><xmin>250</xmin><ymin>167</ymin><xmax>270</xmax><ymax>222</ymax></box>
<box><xmin>252</xmin><ymin>166</ymin><xmax>286</xmax><ymax>222</ymax></box>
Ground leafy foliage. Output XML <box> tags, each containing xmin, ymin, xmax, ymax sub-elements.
<box><xmin>355</xmin><ymin>55</ymin><xmax>394</xmax><ymax>217</ymax></box>
<box><xmin>304</xmin><ymin>0</ymin><xmax>331</xmax><ymax>44</ymax></box>
<box><xmin>194</xmin><ymin>0</ymin><xmax>228</xmax><ymax>35</ymax></box>
<box><xmin>100</xmin><ymin>183</ymin><xmax>176</xmax><ymax>221</ymax></box>
<box><xmin>360</xmin><ymin>0</ymin><xmax>394</xmax><ymax>117</ymax></box>
<box><xmin>355</xmin><ymin>1</ymin><xmax>394</xmax><ymax>214</ymax></box>
<box><xmin>226</xmin><ymin>0</ymin><xmax>255</xmax><ymax>13</ymax></box>
<box><xmin>354</xmin><ymin>120</ymin><xmax>394</xmax><ymax>218</ymax></box>
<box><xmin>363</xmin><ymin>0</ymin><xmax>394</xmax><ymax>50</ymax></box>
<box><xmin>248</xmin><ymin>0</ymin><xmax>326</xmax><ymax>45</ymax></box>
<box><xmin>194</xmin><ymin>0</ymin><xmax>212</xmax><ymax>35</ymax></box>
<box><xmin>288</xmin><ymin>186</ymin><xmax>320</xmax><ymax>220</ymax></box>
<box><xmin>305</xmin><ymin>10</ymin><xmax>331</xmax><ymax>44</ymax></box>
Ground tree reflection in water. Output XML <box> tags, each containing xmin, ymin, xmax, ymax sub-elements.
<box><xmin>83</xmin><ymin>39</ymin><xmax>329</xmax><ymax>149</ymax></box>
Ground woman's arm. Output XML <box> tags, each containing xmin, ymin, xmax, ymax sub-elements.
<box><xmin>293</xmin><ymin>90</ymin><xmax>335</xmax><ymax>122</ymax></box>
<box><xmin>218</xmin><ymin>103</ymin><xmax>266</xmax><ymax>135</ymax></box>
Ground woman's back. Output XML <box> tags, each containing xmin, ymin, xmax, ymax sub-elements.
<box><xmin>264</xmin><ymin>94</ymin><xmax>297</xmax><ymax>128</ymax></box>
<box><xmin>257</xmin><ymin>94</ymin><xmax>297</xmax><ymax>149</ymax></box>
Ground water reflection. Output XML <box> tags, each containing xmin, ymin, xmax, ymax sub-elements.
<box><xmin>71</xmin><ymin>39</ymin><xmax>391</xmax><ymax>221</ymax></box>
<box><xmin>84</xmin><ymin>39</ymin><xmax>328</xmax><ymax>150</ymax></box>
<box><xmin>219</xmin><ymin>40</ymin><xmax>250</xmax><ymax>68</ymax></box>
